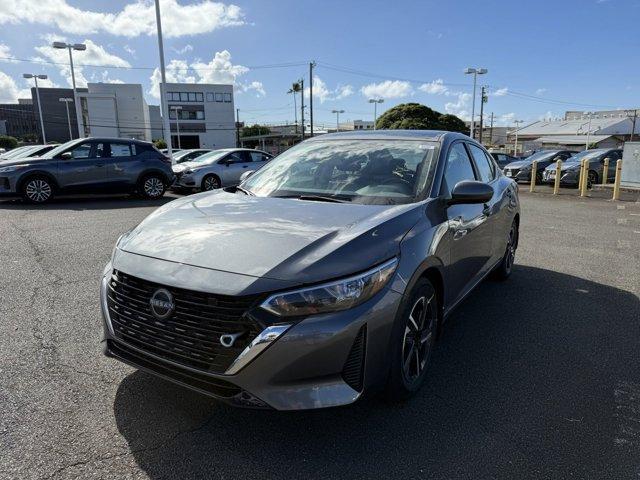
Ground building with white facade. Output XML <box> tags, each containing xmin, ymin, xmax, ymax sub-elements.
<box><xmin>164</xmin><ymin>83</ymin><xmax>236</xmax><ymax>149</ymax></box>
<box><xmin>79</xmin><ymin>83</ymin><xmax>151</xmax><ymax>141</ymax></box>
<box><xmin>147</xmin><ymin>105</ymin><xmax>163</xmax><ymax>141</ymax></box>
<box><xmin>338</xmin><ymin>119</ymin><xmax>374</xmax><ymax>131</ymax></box>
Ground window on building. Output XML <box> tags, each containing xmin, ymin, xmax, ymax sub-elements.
<box><xmin>180</xmin><ymin>92</ymin><xmax>188</xmax><ymax>101</ymax></box>
<box><xmin>196</xmin><ymin>111</ymin><xmax>204</xmax><ymax>120</ymax></box>
<box><xmin>223</xmin><ymin>93</ymin><xmax>232</xmax><ymax>103</ymax></box>
<box><xmin>206</xmin><ymin>93</ymin><xmax>214</xmax><ymax>102</ymax></box>
<box><xmin>111</xmin><ymin>143</ymin><xmax>133</xmax><ymax>157</ymax></box>
<box><xmin>196</xmin><ymin>92</ymin><xmax>204</xmax><ymax>102</ymax></box>
<box><xmin>188</xmin><ymin>92</ymin><xmax>196</xmax><ymax>101</ymax></box>
<box><xmin>215</xmin><ymin>93</ymin><xmax>223</xmax><ymax>102</ymax></box>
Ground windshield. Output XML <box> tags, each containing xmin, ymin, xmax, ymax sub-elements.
<box><xmin>41</xmin><ymin>139</ymin><xmax>84</xmax><ymax>159</ymax></box>
<box><xmin>189</xmin><ymin>150</ymin><xmax>229</xmax><ymax>164</ymax></box>
<box><xmin>523</xmin><ymin>151</ymin><xmax>561</xmax><ymax>163</ymax></box>
<box><xmin>242</xmin><ymin>139</ymin><xmax>438</xmax><ymax>205</ymax></box>
<box><xmin>565</xmin><ymin>150</ymin><xmax>606</xmax><ymax>162</ymax></box>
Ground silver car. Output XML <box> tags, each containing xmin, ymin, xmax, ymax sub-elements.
<box><xmin>101</xmin><ymin>130</ymin><xmax>520</xmax><ymax>410</ymax></box>
<box><xmin>172</xmin><ymin>148</ymin><xmax>272</xmax><ymax>191</ymax></box>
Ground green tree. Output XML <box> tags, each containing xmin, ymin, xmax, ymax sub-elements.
<box><xmin>21</xmin><ymin>133</ymin><xmax>38</xmax><ymax>143</ymax></box>
<box><xmin>153</xmin><ymin>138</ymin><xmax>167</xmax><ymax>149</ymax></box>
<box><xmin>242</xmin><ymin>124</ymin><xmax>271</xmax><ymax>137</ymax></box>
<box><xmin>0</xmin><ymin>135</ymin><xmax>18</xmax><ymax>150</ymax></box>
<box><xmin>375</xmin><ymin>102</ymin><xmax>467</xmax><ymax>133</ymax></box>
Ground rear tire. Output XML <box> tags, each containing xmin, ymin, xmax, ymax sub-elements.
<box><xmin>492</xmin><ymin>219</ymin><xmax>518</xmax><ymax>281</ymax></box>
<box><xmin>587</xmin><ymin>170</ymin><xmax>598</xmax><ymax>188</ymax></box>
<box><xmin>201</xmin><ymin>174</ymin><xmax>221</xmax><ymax>191</ymax></box>
<box><xmin>21</xmin><ymin>176</ymin><xmax>54</xmax><ymax>204</ymax></box>
<box><xmin>385</xmin><ymin>278</ymin><xmax>438</xmax><ymax>402</ymax></box>
<box><xmin>139</xmin><ymin>174</ymin><xmax>166</xmax><ymax>199</ymax></box>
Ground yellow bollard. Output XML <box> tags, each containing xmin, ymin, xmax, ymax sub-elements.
<box><xmin>612</xmin><ymin>159</ymin><xmax>623</xmax><ymax>201</ymax></box>
<box><xmin>529</xmin><ymin>160</ymin><xmax>537</xmax><ymax>192</ymax></box>
<box><xmin>602</xmin><ymin>157</ymin><xmax>609</xmax><ymax>185</ymax></box>
<box><xmin>553</xmin><ymin>159</ymin><xmax>562</xmax><ymax>194</ymax></box>
<box><xmin>578</xmin><ymin>159</ymin><xmax>585</xmax><ymax>193</ymax></box>
<box><xmin>580</xmin><ymin>159</ymin><xmax>589</xmax><ymax>197</ymax></box>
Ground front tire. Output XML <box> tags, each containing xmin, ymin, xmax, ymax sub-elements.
<box><xmin>385</xmin><ymin>278</ymin><xmax>438</xmax><ymax>402</ymax></box>
<box><xmin>587</xmin><ymin>170</ymin><xmax>598</xmax><ymax>188</ymax></box>
<box><xmin>201</xmin><ymin>174</ymin><xmax>221</xmax><ymax>191</ymax></box>
<box><xmin>22</xmin><ymin>176</ymin><xmax>54</xmax><ymax>204</ymax></box>
<box><xmin>139</xmin><ymin>174</ymin><xmax>166</xmax><ymax>199</ymax></box>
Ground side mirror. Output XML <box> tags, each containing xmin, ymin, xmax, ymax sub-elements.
<box><xmin>60</xmin><ymin>152</ymin><xmax>72</xmax><ymax>160</ymax></box>
<box><xmin>448</xmin><ymin>180</ymin><xmax>493</xmax><ymax>206</ymax></box>
<box><xmin>240</xmin><ymin>170</ymin><xmax>256</xmax><ymax>182</ymax></box>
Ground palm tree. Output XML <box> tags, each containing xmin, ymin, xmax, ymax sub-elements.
<box><xmin>287</xmin><ymin>82</ymin><xmax>302</xmax><ymax>133</ymax></box>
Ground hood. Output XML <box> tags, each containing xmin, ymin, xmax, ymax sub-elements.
<box><xmin>544</xmin><ymin>162</ymin><xmax>581</xmax><ymax>172</ymax></box>
<box><xmin>0</xmin><ymin>157</ymin><xmax>48</xmax><ymax>167</ymax></box>
<box><xmin>504</xmin><ymin>160</ymin><xmax>530</xmax><ymax>169</ymax></box>
<box><xmin>118</xmin><ymin>190</ymin><xmax>423</xmax><ymax>284</ymax></box>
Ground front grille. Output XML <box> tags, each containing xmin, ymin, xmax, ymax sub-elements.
<box><xmin>342</xmin><ymin>325</ymin><xmax>367</xmax><ymax>392</ymax></box>
<box><xmin>107</xmin><ymin>340</ymin><xmax>242</xmax><ymax>398</ymax></box>
<box><xmin>106</xmin><ymin>270</ymin><xmax>263</xmax><ymax>374</ymax></box>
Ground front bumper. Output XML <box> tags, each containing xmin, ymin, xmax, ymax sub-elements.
<box><xmin>100</xmin><ymin>259</ymin><xmax>403</xmax><ymax>410</ymax></box>
<box><xmin>0</xmin><ymin>174</ymin><xmax>18</xmax><ymax>195</ymax></box>
<box><xmin>172</xmin><ymin>171</ymin><xmax>200</xmax><ymax>189</ymax></box>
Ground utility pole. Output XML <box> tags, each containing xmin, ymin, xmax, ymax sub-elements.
<box><xmin>300</xmin><ymin>78</ymin><xmax>305</xmax><ymax>141</ymax></box>
<box><xmin>154</xmin><ymin>0</ymin><xmax>172</xmax><ymax>157</ymax></box>
<box><xmin>309</xmin><ymin>61</ymin><xmax>315</xmax><ymax>137</ymax></box>
<box><xmin>235</xmin><ymin>108</ymin><xmax>240</xmax><ymax>147</ymax></box>
<box><xmin>489</xmin><ymin>112</ymin><xmax>494</xmax><ymax>146</ymax></box>
<box><xmin>627</xmin><ymin>109</ymin><xmax>638</xmax><ymax>142</ymax></box>
<box><xmin>478</xmin><ymin>86</ymin><xmax>487</xmax><ymax>144</ymax></box>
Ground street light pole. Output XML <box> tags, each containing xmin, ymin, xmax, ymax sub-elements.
<box><xmin>154</xmin><ymin>0</ymin><xmax>172</xmax><ymax>156</ymax></box>
<box><xmin>464</xmin><ymin>67</ymin><xmax>488</xmax><ymax>139</ymax></box>
<box><xmin>52</xmin><ymin>41</ymin><xmax>86</xmax><ymax>138</ymax></box>
<box><xmin>171</xmin><ymin>106</ymin><xmax>182</xmax><ymax>150</ymax></box>
<box><xmin>585</xmin><ymin>112</ymin><xmax>593</xmax><ymax>151</ymax></box>
<box><xmin>59</xmin><ymin>97</ymin><xmax>74</xmax><ymax>140</ymax></box>
<box><xmin>368</xmin><ymin>98</ymin><xmax>384</xmax><ymax>130</ymax></box>
<box><xmin>332</xmin><ymin>109</ymin><xmax>345</xmax><ymax>132</ymax></box>
<box><xmin>23</xmin><ymin>74</ymin><xmax>47</xmax><ymax>143</ymax></box>
<box><xmin>513</xmin><ymin>120</ymin><xmax>524</xmax><ymax>156</ymax></box>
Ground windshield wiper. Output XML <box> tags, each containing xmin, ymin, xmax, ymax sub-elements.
<box><xmin>296</xmin><ymin>195</ymin><xmax>351</xmax><ymax>203</ymax></box>
<box><xmin>235</xmin><ymin>186</ymin><xmax>254</xmax><ymax>196</ymax></box>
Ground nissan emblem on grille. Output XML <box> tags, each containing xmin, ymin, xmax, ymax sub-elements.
<box><xmin>149</xmin><ymin>288</ymin><xmax>175</xmax><ymax>320</ymax></box>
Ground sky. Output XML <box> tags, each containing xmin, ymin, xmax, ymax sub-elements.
<box><xmin>0</xmin><ymin>0</ymin><xmax>639</xmax><ymax>128</ymax></box>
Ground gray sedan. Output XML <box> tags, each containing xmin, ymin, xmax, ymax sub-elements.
<box><xmin>172</xmin><ymin>148</ymin><xmax>272</xmax><ymax>191</ymax></box>
<box><xmin>542</xmin><ymin>148</ymin><xmax>623</xmax><ymax>186</ymax></box>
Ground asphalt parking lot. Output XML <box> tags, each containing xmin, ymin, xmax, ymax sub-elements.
<box><xmin>1</xmin><ymin>191</ymin><xmax>639</xmax><ymax>480</ymax></box>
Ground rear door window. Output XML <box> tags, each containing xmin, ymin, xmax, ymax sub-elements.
<box><xmin>110</xmin><ymin>143</ymin><xmax>133</xmax><ymax>157</ymax></box>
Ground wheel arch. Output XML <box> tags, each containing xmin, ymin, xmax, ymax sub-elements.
<box><xmin>201</xmin><ymin>172</ymin><xmax>222</xmax><ymax>190</ymax></box>
<box><xmin>17</xmin><ymin>170</ymin><xmax>60</xmax><ymax>193</ymax></box>
<box><xmin>136</xmin><ymin>168</ymin><xmax>172</xmax><ymax>186</ymax></box>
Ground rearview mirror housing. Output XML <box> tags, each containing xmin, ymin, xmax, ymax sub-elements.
<box><xmin>60</xmin><ymin>152</ymin><xmax>72</xmax><ymax>160</ymax></box>
<box><xmin>240</xmin><ymin>170</ymin><xmax>256</xmax><ymax>182</ymax></box>
<box><xmin>448</xmin><ymin>180</ymin><xmax>493</xmax><ymax>205</ymax></box>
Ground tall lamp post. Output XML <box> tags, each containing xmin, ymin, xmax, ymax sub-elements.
<box><xmin>23</xmin><ymin>73</ymin><xmax>48</xmax><ymax>143</ymax></box>
<box><xmin>368</xmin><ymin>98</ymin><xmax>384</xmax><ymax>129</ymax></box>
<box><xmin>332</xmin><ymin>109</ymin><xmax>345</xmax><ymax>133</ymax></box>
<box><xmin>52</xmin><ymin>41</ymin><xmax>85</xmax><ymax>138</ymax></box>
<box><xmin>170</xmin><ymin>105</ymin><xmax>182</xmax><ymax>149</ymax></box>
<box><xmin>584</xmin><ymin>111</ymin><xmax>593</xmax><ymax>151</ymax></box>
<box><xmin>153</xmin><ymin>0</ymin><xmax>172</xmax><ymax>157</ymax></box>
<box><xmin>512</xmin><ymin>120</ymin><xmax>524</xmax><ymax>156</ymax></box>
<box><xmin>464</xmin><ymin>67</ymin><xmax>488</xmax><ymax>139</ymax></box>
<box><xmin>59</xmin><ymin>97</ymin><xmax>74</xmax><ymax>140</ymax></box>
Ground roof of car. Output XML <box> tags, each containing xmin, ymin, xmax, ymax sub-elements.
<box><xmin>81</xmin><ymin>137</ymin><xmax>153</xmax><ymax>145</ymax></box>
<box><xmin>307</xmin><ymin>130</ymin><xmax>467</xmax><ymax>142</ymax></box>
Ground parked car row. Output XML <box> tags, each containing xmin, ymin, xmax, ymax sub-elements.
<box><xmin>502</xmin><ymin>148</ymin><xmax>623</xmax><ymax>187</ymax></box>
<box><xmin>0</xmin><ymin>137</ymin><xmax>274</xmax><ymax>204</ymax></box>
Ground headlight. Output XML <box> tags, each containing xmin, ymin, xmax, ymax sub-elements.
<box><xmin>0</xmin><ymin>165</ymin><xmax>25</xmax><ymax>173</ymax></box>
<box><xmin>111</xmin><ymin>231</ymin><xmax>130</xmax><ymax>262</ymax></box>
<box><xmin>261</xmin><ymin>258</ymin><xmax>398</xmax><ymax>317</ymax></box>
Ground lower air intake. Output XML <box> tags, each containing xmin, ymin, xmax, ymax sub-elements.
<box><xmin>342</xmin><ymin>325</ymin><xmax>366</xmax><ymax>392</ymax></box>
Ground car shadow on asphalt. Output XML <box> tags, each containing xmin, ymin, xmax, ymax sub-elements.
<box><xmin>112</xmin><ymin>265</ymin><xmax>640</xmax><ymax>479</ymax></box>
<box><xmin>0</xmin><ymin>194</ymin><xmax>180</xmax><ymax>211</ymax></box>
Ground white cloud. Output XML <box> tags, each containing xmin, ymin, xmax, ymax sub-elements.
<box><xmin>148</xmin><ymin>50</ymin><xmax>261</xmax><ymax>98</ymax></box>
<box><xmin>535</xmin><ymin>88</ymin><xmax>547</xmax><ymax>95</ymax></box>
<box><xmin>34</xmin><ymin>38</ymin><xmax>130</xmax><ymax>88</ymax></box>
<box><xmin>0</xmin><ymin>0</ymin><xmax>245</xmax><ymax>38</ymax></box>
<box><xmin>123</xmin><ymin>45</ymin><xmax>136</xmax><ymax>58</ymax></box>
<box><xmin>418</xmin><ymin>79</ymin><xmax>448</xmax><ymax>95</ymax></box>
<box><xmin>492</xmin><ymin>87</ymin><xmax>508</xmax><ymax>97</ymax></box>
<box><xmin>360</xmin><ymin>80</ymin><xmax>413</xmax><ymax>99</ymax></box>
<box><xmin>445</xmin><ymin>92</ymin><xmax>472</xmax><ymax>120</ymax></box>
<box><xmin>0</xmin><ymin>43</ymin><xmax>16</xmax><ymax>62</ymax></box>
<box><xmin>172</xmin><ymin>44</ymin><xmax>194</xmax><ymax>55</ymax></box>
<box><xmin>0</xmin><ymin>70</ymin><xmax>21</xmax><ymax>102</ymax></box>
<box><xmin>500</xmin><ymin>113</ymin><xmax>516</xmax><ymax>124</ymax></box>
<box><xmin>301</xmin><ymin>77</ymin><xmax>353</xmax><ymax>103</ymax></box>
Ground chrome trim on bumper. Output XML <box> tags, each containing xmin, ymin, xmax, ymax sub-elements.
<box><xmin>225</xmin><ymin>325</ymin><xmax>291</xmax><ymax>375</ymax></box>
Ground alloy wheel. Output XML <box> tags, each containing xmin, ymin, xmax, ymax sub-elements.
<box><xmin>505</xmin><ymin>225</ymin><xmax>516</xmax><ymax>273</ymax></box>
<box><xmin>25</xmin><ymin>179</ymin><xmax>52</xmax><ymax>203</ymax></box>
<box><xmin>402</xmin><ymin>294</ymin><xmax>436</xmax><ymax>383</ymax></box>
<box><xmin>144</xmin><ymin>177</ymin><xmax>164</xmax><ymax>198</ymax></box>
<box><xmin>587</xmin><ymin>171</ymin><xmax>597</xmax><ymax>188</ymax></box>
<box><xmin>203</xmin><ymin>176</ymin><xmax>220</xmax><ymax>190</ymax></box>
